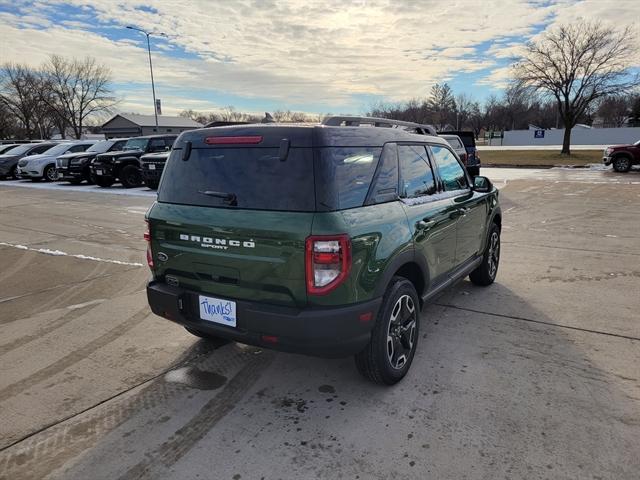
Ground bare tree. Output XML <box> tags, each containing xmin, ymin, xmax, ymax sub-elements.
<box><xmin>427</xmin><ymin>83</ymin><xmax>456</xmax><ymax>130</ymax></box>
<box><xmin>595</xmin><ymin>95</ymin><xmax>632</xmax><ymax>127</ymax></box>
<box><xmin>41</xmin><ymin>55</ymin><xmax>116</xmax><ymax>139</ymax></box>
<box><xmin>514</xmin><ymin>20</ymin><xmax>637</xmax><ymax>154</ymax></box>
<box><xmin>0</xmin><ymin>63</ymin><xmax>51</xmax><ymax>138</ymax></box>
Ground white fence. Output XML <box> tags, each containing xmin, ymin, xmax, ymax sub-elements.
<box><xmin>489</xmin><ymin>127</ymin><xmax>640</xmax><ymax>147</ymax></box>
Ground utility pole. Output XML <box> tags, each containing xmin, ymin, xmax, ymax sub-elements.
<box><xmin>126</xmin><ymin>26</ymin><xmax>166</xmax><ymax>128</ymax></box>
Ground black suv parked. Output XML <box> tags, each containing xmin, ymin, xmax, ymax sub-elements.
<box><xmin>146</xmin><ymin>116</ymin><xmax>501</xmax><ymax>385</ymax></box>
<box><xmin>91</xmin><ymin>135</ymin><xmax>176</xmax><ymax>188</ymax></box>
<box><xmin>57</xmin><ymin>138</ymin><xmax>127</xmax><ymax>184</ymax></box>
<box><xmin>140</xmin><ymin>151</ymin><xmax>170</xmax><ymax>190</ymax></box>
<box><xmin>438</xmin><ymin>130</ymin><xmax>480</xmax><ymax>176</ymax></box>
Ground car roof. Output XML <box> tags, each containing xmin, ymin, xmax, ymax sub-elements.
<box><xmin>176</xmin><ymin>123</ymin><xmax>448</xmax><ymax>149</ymax></box>
<box><xmin>129</xmin><ymin>134</ymin><xmax>178</xmax><ymax>140</ymax></box>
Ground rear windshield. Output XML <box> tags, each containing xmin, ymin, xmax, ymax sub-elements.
<box><xmin>158</xmin><ymin>146</ymin><xmax>383</xmax><ymax>212</ymax></box>
<box><xmin>457</xmin><ymin>134</ymin><xmax>475</xmax><ymax>148</ymax></box>
<box><xmin>158</xmin><ymin>147</ymin><xmax>315</xmax><ymax>211</ymax></box>
<box><xmin>444</xmin><ymin>137</ymin><xmax>463</xmax><ymax>149</ymax></box>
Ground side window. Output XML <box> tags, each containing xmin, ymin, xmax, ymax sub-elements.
<box><xmin>165</xmin><ymin>137</ymin><xmax>176</xmax><ymax>148</ymax></box>
<box><xmin>365</xmin><ymin>143</ymin><xmax>398</xmax><ymax>205</ymax></box>
<box><xmin>430</xmin><ymin>145</ymin><xmax>468</xmax><ymax>191</ymax></box>
<box><xmin>149</xmin><ymin>139</ymin><xmax>166</xmax><ymax>152</ymax></box>
<box><xmin>69</xmin><ymin>144</ymin><xmax>87</xmax><ymax>153</ymax></box>
<box><xmin>398</xmin><ymin>145</ymin><xmax>436</xmax><ymax>198</ymax></box>
<box><xmin>110</xmin><ymin>141</ymin><xmax>126</xmax><ymax>151</ymax></box>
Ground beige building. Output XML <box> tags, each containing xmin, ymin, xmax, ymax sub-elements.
<box><xmin>101</xmin><ymin>114</ymin><xmax>202</xmax><ymax>138</ymax></box>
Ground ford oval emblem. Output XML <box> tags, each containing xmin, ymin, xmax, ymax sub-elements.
<box><xmin>157</xmin><ymin>252</ymin><xmax>169</xmax><ymax>262</ymax></box>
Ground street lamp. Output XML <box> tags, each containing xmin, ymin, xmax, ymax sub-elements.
<box><xmin>126</xmin><ymin>26</ymin><xmax>166</xmax><ymax>128</ymax></box>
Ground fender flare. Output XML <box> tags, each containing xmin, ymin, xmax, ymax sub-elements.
<box><xmin>373</xmin><ymin>248</ymin><xmax>431</xmax><ymax>298</ymax></box>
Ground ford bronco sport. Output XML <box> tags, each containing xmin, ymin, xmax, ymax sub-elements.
<box><xmin>146</xmin><ymin>116</ymin><xmax>502</xmax><ymax>385</ymax></box>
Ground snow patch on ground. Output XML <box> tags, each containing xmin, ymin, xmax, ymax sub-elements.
<box><xmin>0</xmin><ymin>242</ymin><xmax>143</xmax><ymax>266</ymax></box>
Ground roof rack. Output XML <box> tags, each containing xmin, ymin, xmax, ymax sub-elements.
<box><xmin>322</xmin><ymin>116</ymin><xmax>438</xmax><ymax>136</ymax></box>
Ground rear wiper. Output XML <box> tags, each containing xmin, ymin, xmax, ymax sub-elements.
<box><xmin>198</xmin><ymin>190</ymin><xmax>237</xmax><ymax>206</ymax></box>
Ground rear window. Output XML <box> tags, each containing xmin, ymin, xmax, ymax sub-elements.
<box><xmin>158</xmin><ymin>147</ymin><xmax>315</xmax><ymax>211</ymax></box>
<box><xmin>159</xmin><ymin>146</ymin><xmax>385</xmax><ymax>212</ymax></box>
<box><xmin>444</xmin><ymin>137</ymin><xmax>463</xmax><ymax>149</ymax></box>
<box><xmin>457</xmin><ymin>134</ymin><xmax>475</xmax><ymax>148</ymax></box>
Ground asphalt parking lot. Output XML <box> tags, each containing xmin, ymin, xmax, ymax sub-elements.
<box><xmin>0</xmin><ymin>167</ymin><xmax>639</xmax><ymax>480</ymax></box>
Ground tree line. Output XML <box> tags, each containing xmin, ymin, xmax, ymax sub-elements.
<box><xmin>368</xmin><ymin>82</ymin><xmax>639</xmax><ymax>136</ymax></box>
<box><xmin>0</xmin><ymin>55</ymin><xmax>115</xmax><ymax>140</ymax></box>
<box><xmin>179</xmin><ymin>107</ymin><xmax>322</xmax><ymax>125</ymax></box>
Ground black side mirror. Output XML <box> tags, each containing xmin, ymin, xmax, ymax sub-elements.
<box><xmin>473</xmin><ymin>176</ymin><xmax>492</xmax><ymax>193</ymax></box>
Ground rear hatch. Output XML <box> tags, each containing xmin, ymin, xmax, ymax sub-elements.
<box><xmin>150</xmin><ymin>127</ymin><xmax>315</xmax><ymax>308</ymax></box>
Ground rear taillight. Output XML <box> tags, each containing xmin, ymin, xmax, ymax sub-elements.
<box><xmin>144</xmin><ymin>219</ymin><xmax>153</xmax><ymax>269</ymax></box>
<box><xmin>305</xmin><ymin>235</ymin><xmax>351</xmax><ymax>295</ymax></box>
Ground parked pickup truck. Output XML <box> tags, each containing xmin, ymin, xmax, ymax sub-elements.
<box><xmin>438</xmin><ymin>130</ymin><xmax>480</xmax><ymax>176</ymax></box>
<box><xmin>603</xmin><ymin>140</ymin><xmax>640</xmax><ymax>172</ymax></box>
<box><xmin>91</xmin><ymin>135</ymin><xmax>176</xmax><ymax>188</ymax></box>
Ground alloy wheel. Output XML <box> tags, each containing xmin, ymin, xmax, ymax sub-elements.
<box><xmin>386</xmin><ymin>294</ymin><xmax>417</xmax><ymax>370</ymax></box>
<box><xmin>487</xmin><ymin>231</ymin><xmax>500</xmax><ymax>278</ymax></box>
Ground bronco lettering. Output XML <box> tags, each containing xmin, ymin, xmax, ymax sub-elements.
<box><xmin>179</xmin><ymin>233</ymin><xmax>255</xmax><ymax>249</ymax></box>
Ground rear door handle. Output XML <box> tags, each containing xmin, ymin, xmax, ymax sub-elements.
<box><xmin>416</xmin><ymin>219</ymin><xmax>436</xmax><ymax>230</ymax></box>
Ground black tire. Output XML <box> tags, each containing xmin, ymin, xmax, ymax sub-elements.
<box><xmin>95</xmin><ymin>176</ymin><xmax>114</xmax><ymax>188</ymax></box>
<box><xmin>120</xmin><ymin>164</ymin><xmax>142</xmax><ymax>188</ymax></box>
<box><xmin>6</xmin><ymin>165</ymin><xmax>18</xmax><ymax>180</ymax></box>
<box><xmin>184</xmin><ymin>327</ymin><xmax>230</xmax><ymax>347</ymax></box>
<box><xmin>469</xmin><ymin>222</ymin><xmax>501</xmax><ymax>286</ymax></box>
<box><xmin>612</xmin><ymin>155</ymin><xmax>631</xmax><ymax>173</ymax></box>
<box><xmin>88</xmin><ymin>172</ymin><xmax>96</xmax><ymax>185</ymax></box>
<box><xmin>43</xmin><ymin>164</ymin><xmax>58</xmax><ymax>182</ymax></box>
<box><xmin>145</xmin><ymin>179</ymin><xmax>159</xmax><ymax>190</ymax></box>
<box><xmin>355</xmin><ymin>276</ymin><xmax>420</xmax><ymax>385</ymax></box>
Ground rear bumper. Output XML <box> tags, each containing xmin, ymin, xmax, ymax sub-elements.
<box><xmin>147</xmin><ymin>281</ymin><xmax>381</xmax><ymax>358</ymax></box>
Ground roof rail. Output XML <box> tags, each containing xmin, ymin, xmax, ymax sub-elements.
<box><xmin>322</xmin><ymin>116</ymin><xmax>438</xmax><ymax>136</ymax></box>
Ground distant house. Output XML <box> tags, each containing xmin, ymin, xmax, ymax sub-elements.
<box><xmin>101</xmin><ymin>114</ymin><xmax>202</xmax><ymax>138</ymax></box>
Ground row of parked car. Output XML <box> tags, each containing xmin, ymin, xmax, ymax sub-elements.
<box><xmin>0</xmin><ymin>134</ymin><xmax>175</xmax><ymax>190</ymax></box>
<box><xmin>0</xmin><ymin>129</ymin><xmax>482</xmax><ymax>190</ymax></box>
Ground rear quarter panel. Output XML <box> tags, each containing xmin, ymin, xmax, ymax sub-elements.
<box><xmin>310</xmin><ymin>201</ymin><xmax>412</xmax><ymax>307</ymax></box>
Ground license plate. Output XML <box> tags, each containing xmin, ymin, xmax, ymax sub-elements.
<box><xmin>148</xmin><ymin>164</ymin><xmax>156</xmax><ymax>170</ymax></box>
<box><xmin>199</xmin><ymin>295</ymin><xmax>237</xmax><ymax>327</ymax></box>
<box><xmin>96</xmin><ymin>169</ymin><xmax>103</xmax><ymax>175</ymax></box>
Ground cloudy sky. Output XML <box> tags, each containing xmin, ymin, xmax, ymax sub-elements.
<box><xmin>1</xmin><ymin>0</ymin><xmax>638</xmax><ymax>117</ymax></box>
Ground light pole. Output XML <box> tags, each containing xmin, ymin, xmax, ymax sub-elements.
<box><xmin>127</xmin><ymin>26</ymin><xmax>166</xmax><ymax>128</ymax></box>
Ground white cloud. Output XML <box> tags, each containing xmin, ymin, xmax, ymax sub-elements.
<box><xmin>0</xmin><ymin>0</ymin><xmax>638</xmax><ymax>113</ymax></box>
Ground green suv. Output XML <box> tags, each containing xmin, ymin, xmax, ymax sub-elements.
<box><xmin>146</xmin><ymin>116</ymin><xmax>502</xmax><ymax>385</ymax></box>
